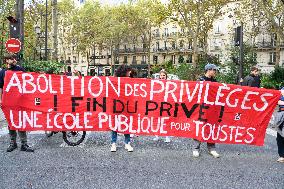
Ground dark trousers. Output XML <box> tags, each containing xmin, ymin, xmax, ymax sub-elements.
<box><xmin>277</xmin><ymin>133</ymin><xmax>284</xmax><ymax>157</ymax></box>
<box><xmin>111</xmin><ymin>131</ymin><xmax>130</xmax><ymax>144</ymax></box>
<box><xmin>9</xmin><ymin>129</ymin><xmax>27</xmax><ymax>144</ymax></box>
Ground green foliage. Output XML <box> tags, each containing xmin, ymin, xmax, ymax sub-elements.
<box><xmin>217</xmin><ymin>45</ymin><xmax>257</xmax><ymax>84</ymax></box>
<box><xmin>22</xmin><ymin>60</ymin><xmax>65</xmax><ymax>74</ymax></box>
<box><xmin>150</xmin><ymin>54</ymin><xmax>220</xmax><ymax>81</ymax></box>
<box><xmin>261</xmin><ymin>66</ymin><xmax>284</xmax><ymax>89</ymax></box>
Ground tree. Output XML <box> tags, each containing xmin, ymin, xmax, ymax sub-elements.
<box><xmin>169</xmin><ymin>0</ymin><xmax>228</xmax><ymax>68</ymax></box>
<box><xmin>134</xmin><ymin>0</ymin><xmax>170</xmax><ymax>76</ymax></box>
<box><xmin>217</xmin><ymin>45</ymin><xmax>258</xmax><ymax>84</ymax></box>
<box><xmin>0</xmin><ymin>0</ymin><xmax>15</xmax><ymax>65</ymax></box>
<box><xmin>23</xmin><ymin>0</ymin><xmax>54</xmax><ymax>60</ymax></box>
<box><xmin>240</xmin><ymin>0</ymin><xmax>284</xmax><ymax>66</ymax></box>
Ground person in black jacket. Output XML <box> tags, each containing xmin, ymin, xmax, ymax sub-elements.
<box><xmin>0</xmin><ymin>54</ymin><xmax>34</xmax><ymax>152</ymax></box>
<box><xmin>192</xmin><ymin>63</ymin><xmax>220</xmax><ymax>158</ymax></box>
<box><xmin>242</xmin><ymin>66</ymin><xmax>260</xmax><ymax>88</ymax></box>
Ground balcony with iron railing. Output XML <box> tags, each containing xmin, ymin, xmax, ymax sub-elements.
<box><xmin>255</xmin><ymin>42</ymin><xmax>284</xmax><ymax>49</ymax></box>
<box><xmin>152</xmin><ymin>47</ymin><xmax>193</xmax><ymax>53</ymax></box>
<box><xmin>114</xmin><ymin>48</ymin><xmax>147</xmax><ymax>54</ymax></box>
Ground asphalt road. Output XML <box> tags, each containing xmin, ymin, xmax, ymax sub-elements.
<box><xmin>0</xmin><ymin>118</ymin><xmax>283</xmax><ymax>189</ymax></box>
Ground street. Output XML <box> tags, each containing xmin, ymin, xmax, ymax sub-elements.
<box><xmin>0</xmin><ymin>119</ymin><xmax>283</xmax><ymax>189</ymax></box>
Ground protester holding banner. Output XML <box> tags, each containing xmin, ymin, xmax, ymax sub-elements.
<box><xmin>275</xmin><ymin>88</ymin><xmax>284</xmax><ymax>163</ymax></box>
<box><xmin>192</xmin><ymin>63</ymin><xmax>220</xmax><ymax>158</ymax></box>
<box><xmin>66</xmin><ymin>66</ymin><xmax>72</xmax><ymax>76</ymax></box>
<box><xmin>110</xmin><ymin>65</ymin><xmax>133</xmax><ymax>152</ymax></box>
<box><xmin>0</xmin><ymin>54</ymin><xmax>34</xmax><ymax>152</ymax></box>
<box><xmin>153</xmin><ymin>69</ymin><xmax>171</xmax><ymax>143</ymax></box>
<box><xmin>242</xmin><ymin>67</ymin><xmax>260</xmax><ymax>88</ymax></box>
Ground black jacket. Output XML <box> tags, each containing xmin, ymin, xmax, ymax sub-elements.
<box><xmin>198</xmin><ymin>75</ymin><xmax>217</xmax><ymax>82</ymax></box>
<box><xmin>0</xmin><ymin>65</ymin><xmax>25</xmax><ymax>89</ymax></box>
<box><xmin>242</xmin><ymin>74</ymin><xmax>260</xmax><ymax>88</ymax></box>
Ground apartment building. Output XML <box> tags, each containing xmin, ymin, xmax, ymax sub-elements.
<box><xmin>57</xmin><ymin>1</ymin><xmax>283</xmax><ymax>76</ymax></box>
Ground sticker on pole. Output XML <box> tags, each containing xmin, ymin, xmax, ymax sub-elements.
<box><xmin>5</xmin><ymin>38</ymin><xmax>21</xmax><ymax>53</ymax></box>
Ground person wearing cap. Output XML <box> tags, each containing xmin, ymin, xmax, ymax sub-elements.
<box><xmin>0</xmin><ymin>54</ymin><xmax>34</xmax><ymax>152</ymax></box>
<box><xmin>192</xmin><ymin>63</ymin><xmax>220</xmax><ymax>158</ymax></box>
<box><xmin>242</xmin><ymin>66</ymin><xmax>260</xmax><ymax>88</ymax></box>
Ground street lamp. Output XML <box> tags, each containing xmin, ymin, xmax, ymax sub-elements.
<box><xmin>34</xmin><ymin>25</ymin><xmax>43</xmax><ymax>60</ymax></box>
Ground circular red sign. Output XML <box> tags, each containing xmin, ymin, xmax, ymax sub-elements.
<box><xmin>5</xmin><ymin>38</ymin><xmax>21</xmax><ymax>53</ymax></box>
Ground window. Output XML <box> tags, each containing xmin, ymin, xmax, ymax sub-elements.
<box><xmin>143</xmin><ymin>44</ymin><xmax>146</xmax><ymax>49</ymax></box>
<box><xmin>124</xmin><ymin>56</ymin><xmax>128</xmax><ymax>63</ymax></box>
<box><xmin>142</xmin><ymin>55</ymin><xmax>146</xmax><ymax>64</ymax></box>
<box><xmin>155</xmin><ymin>29</ymin><xmax>160</xmax><ymax>37</ymax></box>
<box><xmin>187</xmin><ymin>55</ymin><xmax>192</xmax><ymax>63</ymax></box>
<box><xmin>156</xmin><ymin>42</ymin><xmax>159</xmax><ymax>49</ymax></box>
<box><xmin>179</xmin><ymin>40</ymin><xmax>184</xmax><ymax>48</ymax></box>
<box><xmin>164</xmin><ymin>28</ymin><xmax>169</xmax><ymax>36</ymax></box>
<box><xmin>215</xmin><ymin>24</ymin><xmax>221</xmax><ymax>34</ymax></box>
<box><xmin>153</xmin><ymin>55</ymin><xmax>158</xmax><ymax>63</ymax></box>
<box><xmin>164</xmin><ymin>41</ymin><xmax>167</xmax><ymax>49</ymax></box>
<box><xmin>132</xmin><ymin>56</ymin><xmax>136</xmax><ymax>64</ymax></box>
<box><xmin>269</xmin><ymin>52</ymin><xmax>276</xmax><ymax>64</ymax></box>
<box><xmin>172</xmin><ymin>55</ymin><xmax>176</xmax><ymax>64</ymax></box>
<box><xmin>188</xmin><ymin>41</ymin><xmax>192</xmax><ymax>49</ymax></box>
<box><xmin>172</xmin><ymin>41</ymin><xmax>176</xmax><ymax>49</ymax></box>
<box><xmin>271</xmin><ymin>33</ymin><xmax>277</xmax><ymax>46</ymax></box>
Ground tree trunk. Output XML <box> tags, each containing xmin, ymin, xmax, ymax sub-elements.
<box><xmin>110</xmin><ymin>40</ymin><xmax>114</xmax><ymax>75</ymax></box>
<box><xmin>276</xmin><ymin>36</ymin><xmax>281</xmax><ymax>66</ymax></box>
<box><xmin>147</xmin><ymin>28</ymin><xmax>152</xmax><ymax>78</ymax></box>
<box><xmin>52</xmin><ymin>0</ymin><xmax>58</xmax><ymax>61</ymax></box>
<box><xmin>192</xmin><ymin>2</ymin><xmax>201</xmax><ymax>68</ymax></box>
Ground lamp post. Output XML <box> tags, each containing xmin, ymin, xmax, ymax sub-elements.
<box><xmin>44</xmin><ymin>0</ymin><xmax>48</xmax><ymax>61</ymax></box>
<box><xmin>238</xmin><ymin>22</ymin><xmax>244</xmax><ymax>82</ymax></box>
<box><xmin>35</xmin><ymin>25</ymin><xmax>42</xmax><ymax>60</ymax></box>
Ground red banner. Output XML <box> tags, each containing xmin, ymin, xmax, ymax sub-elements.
<box><xmin>2</xmin><ymin>71</ymin><xmax>280</xmax><ymax>146</ymax></box>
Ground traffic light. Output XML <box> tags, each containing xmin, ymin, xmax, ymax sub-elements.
<box><xmin>234</xmin><ymin>26</ymin><xmax>241</xmax><ymax>46</ymax></box>
<box><xmin>7</xmin><ymin>16</ymin><xmax>20</xmax><ymax>38</ymax></box>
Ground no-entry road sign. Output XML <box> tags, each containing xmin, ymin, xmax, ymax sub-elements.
<box><xmin>5</xmin><ymin>38</ymin><xmax>21</xmax><ymax>53</ymax></box>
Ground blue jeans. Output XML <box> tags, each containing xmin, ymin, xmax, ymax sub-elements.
<box><xmin>111</xmin><ymin>131</ymin><xmax>130</xmax><ymax>144</ymax></box>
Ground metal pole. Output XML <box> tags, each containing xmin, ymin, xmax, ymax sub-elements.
<box><xmin>44</xmin><ymin>0</ymin><xmax>48</xmax><ymax>61</ymax></box>
<box><xmin>16</xmin><ymin>0</ymin><xmax>24</xmax><ymax>65</ymax></box>
<box><xmin>239</xmin><ymin>22</ymin><xmax>244</xmax><ymax>82</ymax></box>
<box><xmin>52</xmin><ymin>0</ymin><xmax>58</xmax><ymax>61</ymax></box>
<box><xmin>0</xmin><ymin>22</ymin><xmax>4</xmax><ymax>67</ymax></box>
<box><xmin>93</xmin><ymin>45</ymin><xmax>96</xmax><ymax>75</ymax></box>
